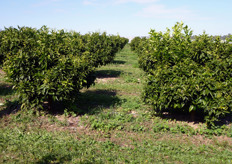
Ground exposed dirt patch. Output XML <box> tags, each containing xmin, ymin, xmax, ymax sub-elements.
<box><xmin>37</xmin><ymin>115</ymin><xmax>111</xmax><ymax>141</ymax></box>
<box><xmin>38</xmin><ymin>115</ymin><xmax>83</xmax><ymax>133</ymax></box>
<box><xmin>55</xmin><ymin>115</ymin><xmax>80</xmax><ymax>126</ymax></box>
<box><xmin>118</xmin><ymin>91</ymin><xmax>140</xmax><ymax>96</ymax></box>
<box><xmin>185</xmin><ymin>122</ymin><xmax>203</xmax><ymax>130</ymax></box>
<box><xmin>214</xmin><ymin>135</ymin><xmax>232</xmax><ymax>147</ymax></box>
<box><xmin>96</xmin><ymin>77</ymin><xmax>119</xmax><ymax>83</ymax></box>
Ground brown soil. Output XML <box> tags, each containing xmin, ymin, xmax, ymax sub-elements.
<box><xmin>95</xmin><ymin>77</ymin><xmax>119</xmax><ymax>83</ymax></box>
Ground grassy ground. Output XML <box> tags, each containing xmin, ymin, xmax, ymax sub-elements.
<box><xmin>0</xmin><ymin>45</ymin><xmax>232</xmax><ymax>163</ymax></box>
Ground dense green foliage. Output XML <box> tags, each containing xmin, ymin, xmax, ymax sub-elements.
<box><xmin>130</xmin><ymin>36</ymin><xmax>148</xmax><ymax>54</ymax></box>
<box><xmin>130</xmin><ymin>36</ymin><xmax>141</xmax><ymax>51</ymax></box>
<box><xmin>137</xmin><ymin>22</ymin><xmax>232</xmax><ymax>127</ymax></box>
<box><xmin>0</xmin><ymin>30</ymin><xmax>4</xmax><ymax>67</ymax></box>
<box><xmin>81</xmin><ymin>32</ymin><xmax>128</xmax><ymax>67</ymax></box>
<box><xmin>0</xmin><ymin>26</ymin><xmax>128</xmax><ymax>110</ymax></box>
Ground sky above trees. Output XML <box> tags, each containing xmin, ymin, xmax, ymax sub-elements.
<box><xmin>0</xmin><ymin>0</ymin><xmax>231</xmax><ymax>37</ymax></box>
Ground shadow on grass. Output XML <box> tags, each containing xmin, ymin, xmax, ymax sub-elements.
<box><xmin>36</xmin><ymin>153</ymin><xmax>72</xmax><ymax>164</ymax></box>
<box><xmin>158</xmin><ymin>111</ymin><xmax>232</xmax><ymax>126</ymax></box>
<box><xmin>0</xmin><ymin>83</ymin><xmax>20</xmax><ymax>118</ymax></box>
<box><xmin>0</xmin><ymin>100</ymin><xmax>21</xmax><ymax>118</ymax></box>
<box><xmin>74</xmin><ymin>89</ymin><xmax>122</xmax><ymax>115</ymax></box>
<box><xmin>111</xmin><ymin>60</ymin><xmax>126</xmax><ymax>65</ymax></box>
<box><xmin>95</xmin><ymin>70</ymin><xmax>122</xmax><ymax>78</ymax></box>
<box><xmin>43</xmin><ymin>89</ymin><xmax>123</xmax><ymax>116</ymax></box>
<box><xmin>0</xmin><ymin>83</ymin><xmax>14</xmax><ymax>96</ymax></box>
<box><xmin>0</xmin><ymin>88</ymin><xmax>123</xmax><ymax>117</ymax></box>
<box><xmin>159</xmin><ymin>111</ymin><xmax>205</xmax><ymax>124</ymax></box>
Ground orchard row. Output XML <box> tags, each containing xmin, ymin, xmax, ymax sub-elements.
<box><xmin>131</xmin><ymin>22</ymin><xmax>232</xmax><ymax>127</ymax></box>
<box><xmin>0</xmin><ymin>26</ymin><xmax>128</xmax><ymax>110</ymax></box>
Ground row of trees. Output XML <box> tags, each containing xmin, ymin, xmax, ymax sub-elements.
<box><xmin>130</xmin><ymin>22</ymin><xmax>232</xmax><ymax>127</ymax></box>
<box><xmin>0</xmin><ymin>26</ymin><xmax>128</xmax><ymax>110</ymax></box>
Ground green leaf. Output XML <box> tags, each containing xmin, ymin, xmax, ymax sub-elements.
<box><xmin>189</xmin><ymin>105</ymin><xmax>195</xmax><ymax>112</ymax></box>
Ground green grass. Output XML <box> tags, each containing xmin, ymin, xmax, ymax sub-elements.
<box><xmin>0</xmin><ymin>44</ymin><xmax>232</xmax><ymax>163</ymax></box>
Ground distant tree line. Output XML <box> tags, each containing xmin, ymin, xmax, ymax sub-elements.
<box><xmin>191</xmin><ymin>34</ymin><xmax>231</xmax><ymax>40</ymax></box>
<box><xmin>131</xmin><ymin>33</ymin><xmax>231</xmax><ymax>42</ymax></box>
<box><xmin>219</xmin><ymin>34</ymin><xmax>231</xmax><ymax>40</ymax></box>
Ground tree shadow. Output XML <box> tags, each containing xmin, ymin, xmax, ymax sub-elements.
<box><xmin>74</xmin><ymin>89</ymin><xmax>122</xmax><ymax>115</ymax></box>
<box><xmin>0</xmin><ymin>88</ymin><xmax>123</xmax><ymax>117</ymax></box>
<box><xmin>0</xmin><ymin>83</ymin><xmax>14</xmax><ymax>96</ymax></box>
<box><xmin>36</xmin><ymin>153</ymin><xmax>72</xmax><ymax>164</ymax></box>
<box><xmin>95</xmin><ymin>70</ymin><xmax>122</xmax><ymax>78</ymax></box>
<box><xmin>159</xmin><ymin>111</ymin><xmax>205</xmax><ymax>124</ymax></box>
<box><xmin>0</xmin><ymin>83</ymin><xmax>20</xmax><ymax>118</ymax></box>
<box><xmin>158</xmin><ymin>111</ymin><xmax>232</xmax><ymax>126</ymax></box>
<box><xmin>43</xmin><ymin>89</ymin><xmax>123</xmax><ymax>116</ymax></box>
<box><xmin>111</xmin><ymin>60</ymin><xmax>126</xmax><ymax>65</ymax></box>
<box><xmin>0</xmin><ymin>100</ymin><xmax>21</xmax><ymax>118</ymax></box>
<box><xmin>218</xmin><ymin>113</ymin><xmax>232</xmax><ymax>126</ymax></box>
